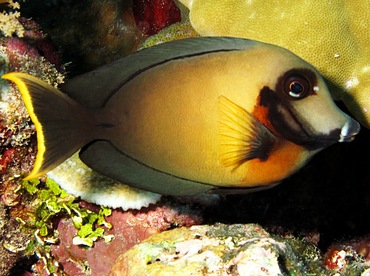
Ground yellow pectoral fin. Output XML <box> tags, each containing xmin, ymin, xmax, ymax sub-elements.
<box><xmin>218</xmin><ymin>96</ymin><xmax>277</xmax><ymax>170</ymax></box>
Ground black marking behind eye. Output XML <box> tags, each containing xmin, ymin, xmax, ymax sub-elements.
<box><xmin>259</xmin><ymin>86</ymin><xmax>274</xmax><ymax>107</ymax></box>
<box><xmin>256</xmin><ymin>70</ymin><xmax>333</xmax><ymax>150</ymax></box>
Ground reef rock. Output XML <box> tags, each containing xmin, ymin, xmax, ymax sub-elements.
<box><xmin>110</xmin><ymin>223</ymin><xmax>327</xmax><ymax>275</ymax></box>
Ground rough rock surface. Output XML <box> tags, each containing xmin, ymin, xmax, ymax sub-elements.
<box><xmin>110</xmin><ymin>223</ymin><xmax>327</xmax><ymax>275</ymax></box>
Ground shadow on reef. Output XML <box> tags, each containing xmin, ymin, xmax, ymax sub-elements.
<box><xmin>21</xmin><ymin>0</ymin><xmax>147</xmax><ymax>76</ymax></box>
<box><xmin>204</xmin><ymin>103</ymin><xmax>370</xmax><ymax>251</ymax></box>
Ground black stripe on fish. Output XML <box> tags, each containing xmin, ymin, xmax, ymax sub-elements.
<box><xmin>103</xmin><ymin>49</ymin><xmax>238</xmax><ymax>106</ymax></box>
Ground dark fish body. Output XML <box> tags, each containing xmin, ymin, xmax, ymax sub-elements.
<box><xmin>2</xmin><ymin>37</ymin><xmax>360</xmax><ymax>195</ymax></box>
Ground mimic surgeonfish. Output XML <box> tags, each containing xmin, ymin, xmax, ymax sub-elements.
<box><xmin>2</xmin><ymin>37</ymin><xmax>360</xmax><ymax>195</ymax></box>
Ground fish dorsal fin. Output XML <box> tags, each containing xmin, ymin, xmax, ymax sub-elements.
<box><xmin>62</xmin><ymin>37</ymin><xmax>261</xmax><ymax>108</ymax></box>
<box><xmin>218</xmin><ymin>96</ymin><xmax>277</xmax><ymax>169</ymax></box>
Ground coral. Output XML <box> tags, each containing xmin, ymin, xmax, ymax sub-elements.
<box><xmin>0</xmin><ymin>0</ymin><xmax>24</xmax><ymax>37</ymax></box>
<box><xmin>139</xmin><ymin>1</ymin><xmax>199</xmax><ymax>48</ymax></box>
<box><xmin>111</xmin><ymin>223</ymin><xmax>370</xmax><ymax>275</ymax></box>
<box><xmin>0</xmin><ymin>12</ymin><xmax>65</xmax><ymax>275</ymax></box>
<box><xmin>324</xmin><ymin>235</ymin><xmax>370</xmax><ymax>274</ymax></box>
<box><xmin>0</xmin><ymin>17</ymin><xmax>65</xmax><ymax>190</ymax></box>
<box><xmin>47</xmin><ymin>153</ymin><xmax>162</xmax><ymax>211</ymax></box>
<box><xmin>22</xmin><ymin>0</ymin><xmax>148</xmax><ymax>75</ymax></box>
<box><xmin>21</xmin><ymin>0</ymin><xmax>186</xmax><ymax>75</ymax></box>
<box><xmin>0</xmin><ymin>203</ymin><xmax>33</xmax><ymax>276</ymax></box>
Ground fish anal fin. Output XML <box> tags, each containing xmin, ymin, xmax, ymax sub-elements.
<box><xmin>218</xmin><ymin>96</ymin><xmax>277</xmax><ymax>170</ymax></box>
<box><xmin>207</xmin><ymin>182</ymin><xmax>280</xmax><ymax>195</ymax></box>
<box><xmin>80</xmin><ymin>141</ymin><xmax>215</xmax><ymax>195</ymax></box>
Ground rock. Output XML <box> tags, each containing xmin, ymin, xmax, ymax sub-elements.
<box><xmin>110</xmin><ymin>223</ymin><xmax>326</xmax><ymax>275</ymax></box>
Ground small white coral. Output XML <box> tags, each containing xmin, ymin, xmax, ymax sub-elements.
<box><xmin>0</xmin><ymin>0</ymin><xmax>24</xmax><ymax>37</ymax></box>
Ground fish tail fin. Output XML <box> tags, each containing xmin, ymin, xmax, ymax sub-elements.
<box><xmin>2</xmin><ymin>72</ymin><xmax>92</xmax><ymax>180</ymax></box>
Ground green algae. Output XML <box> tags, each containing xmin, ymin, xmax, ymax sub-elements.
<box><xmin>13</xmin><ymin>177</ymin><xmax>115</xmax><ymax>273</ymax></box>
<box><xmin>17</xmin><ymin>178</ymin><xmax>109</xmax><ymax>273</ymax></box>
<box><xmin>20</xmin><ymin>177</ymin><xmax>114</xmax><ymax>246</ymax></box>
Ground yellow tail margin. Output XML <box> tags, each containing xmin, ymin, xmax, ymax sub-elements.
<box><xmin>2</xmin><ymin>72</ymin><xmax>89</xmax><ymax>179</ymax></box>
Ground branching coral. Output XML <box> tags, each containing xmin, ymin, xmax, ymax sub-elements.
<box><xmin>0</xmin><ymin>0</ymin><xmax>24</xmax><ymax>37</ymax></box>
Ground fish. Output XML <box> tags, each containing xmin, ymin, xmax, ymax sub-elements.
<box><xmin>2</xmin><ymin>37</ymin><xmax>360</xmax><ymax>195</ymax></box>
<box><xmin>177</xmin><ymin>0</ymin><xmax>370</xmax><ymax>128</ymax></box>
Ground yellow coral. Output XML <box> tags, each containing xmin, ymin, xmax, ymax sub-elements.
<box><xmin>0</xmin><ymin>0</ymin><xmax>24</xmax><ymax>37</ymax></box>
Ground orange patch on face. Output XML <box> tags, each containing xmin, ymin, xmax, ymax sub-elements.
<box><xmin>252</xmin><ymin>100</ymin><xmax>278</xmax><ymax>136</ymax></box>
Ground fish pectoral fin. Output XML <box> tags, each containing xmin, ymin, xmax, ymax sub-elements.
<box><xmin>218</xmin><ymin>96</ymin><xmax>277</xmax><ymax>169</ymax></box>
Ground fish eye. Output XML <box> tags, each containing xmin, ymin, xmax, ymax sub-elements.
<box><xmin>284</xmin><ymin>74</ymin><xmax>311</xmax><ymax>99</ymax></box>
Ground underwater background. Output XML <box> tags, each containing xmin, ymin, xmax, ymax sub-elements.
<box><xmin>0</xmin><ymin>0</ymin><xmax>369</xmax><ymax>275</ymax></box>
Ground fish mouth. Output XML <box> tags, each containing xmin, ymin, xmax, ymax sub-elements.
<box><xmin>287</xmin><ymin>114</ymin><xmax>360</xmax><ymax>149</ymax></box>
<box><xmin>258</xmin><ymin>85</ymin><xmax>360</xmax><ymax>150</ymax></box>
<box><xmin>270</xmin><ymin>104</ymin><xmax>360</xmax><ymax>150</ymax></box>
<box><xmin>300</xmin><ymin>116</ymin><xmax>361</xmax><ymax>148</ymax></box>
<box><xmin>338</xmin><ymin>118</ymin><xmax>361</xmax><ymax>142</ymax></box>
